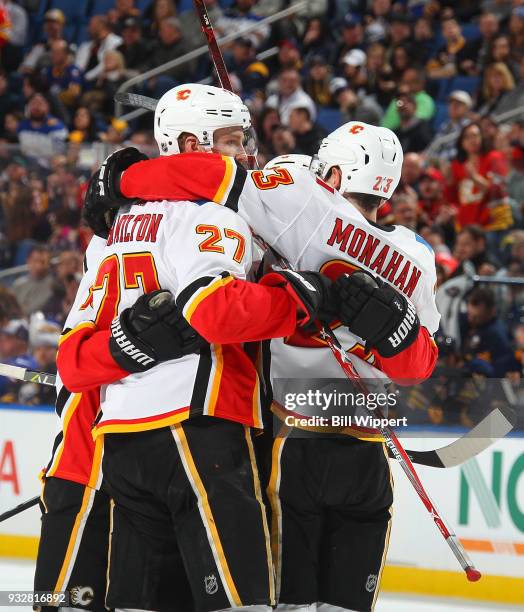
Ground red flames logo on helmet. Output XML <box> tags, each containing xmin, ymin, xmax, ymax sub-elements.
<box><xmin>176</xmin><ymin>89</ymin><xmax>191</xmax><ymax>100</ymax></box>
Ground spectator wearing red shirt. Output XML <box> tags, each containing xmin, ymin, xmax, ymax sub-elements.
<box><xmin>449</xmin><ymin>122</ymin><xmax>512</xmax><ymax>233</ymax></box>
<box><xmin>418</xmin><ymin>168</ymin><xmax>452</xmax><ymax>220</ymax></box>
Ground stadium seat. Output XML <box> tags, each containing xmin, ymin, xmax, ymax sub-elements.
<box><xmin>177</xmin><ymin>0</ymin><xmax>195</xmax><ymax>14</ymax></box>
<box><xmin>35</xmin><ymin>0</ymin><xmax>50</xmax><ymax>20</ymax></box>
<box><xmin>435</xmin><ymin>78</ymin><xmax>452</xmax><ymax>101</ymax></box>
<box><xmin>63</xmin><ymin>24</ymin><xmax>77</xmax><ymax>43</ymax></box>
<box><xmin>135</xmin><ymin>0</ymin><xmax>153</xmax><ymax>12</ymax></box>
<box><xmin>90</xmin><ymin>0</ymin><xmax>116</xmax><ymax>16</ymax></box>
<box><xmin>316</xmin><ymin>108</ymin><xmax>343</xmax><ymax>133</ymax></box>
<box><xmin>432</xmin><ymin>102</ymin><xmax>449</xmax><ymax>131</ymax></box>
<box><xmin>435</xmin><ymin>75</ymin><xmax>480</xmax><ymax>102</ymax></box>
<box><xmin>449</xmin><ymin>75</ymin><xmax>481</xmax><ymax>96</ymax></box>
<box><xmin>461</xmin><ymin>23</ymin><xmax>480</xmax><ymax>41</ymax></box>
<box><xmin>49</xmin><ymin>0</ymin><xmax>90</xmax><ymax>20</ymax></box>
<box><xmin>14</xmin><ymin>240</ymin><xmax>37</xmax><ymax>267</ymax></box>
<box><xmin>76</xmin><ymin>23</ymin><xmax>91</xmax><ymax>45</ymax></box>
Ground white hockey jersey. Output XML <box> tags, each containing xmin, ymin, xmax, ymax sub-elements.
<box><xmin>63</xmin><ymin>200</ymin><xmax>269</xmax><ymax>435</ymax></box>
<box><xmin>232</xmin><ymin>167</ymin><xmax>439</xmax><ymax>376</ymax></box>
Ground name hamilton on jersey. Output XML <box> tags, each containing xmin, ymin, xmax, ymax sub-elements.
<box><xmin>327</xmin><ymin>217</ymin><xmax>421</xmax><ymax>298</ymax></box>
<box><xmin>107</xmin><ymin>213</ymin><xmax>164</xmax><ymax>246</ymax></box>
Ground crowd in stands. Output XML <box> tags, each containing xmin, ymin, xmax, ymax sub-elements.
<box><xmin>0</xmin><ymin>0</ymin><xmax>524</xmax><ymax>428</ymax></box>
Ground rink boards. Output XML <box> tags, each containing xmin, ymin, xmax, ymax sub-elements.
<box><xmin>1</xmin><ymin>403</ymin><xmax>523</xmax><ymax>604</ymax></box>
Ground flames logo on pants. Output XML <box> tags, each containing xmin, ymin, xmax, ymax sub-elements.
<box><xmin>70</xmin><ymin>586</ymin><xmax>94</xmax><ymax>606</ymax></box>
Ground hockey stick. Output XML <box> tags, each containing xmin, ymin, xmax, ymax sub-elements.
<box><xmin>0</xmin><ymin>495</ymin><xmax>39</xmax><ymax>523</ymax></box>
<box><xmin>316</xmin><ymin>324</ymin><xmax>481</xmax><ymax>581</ymax></box>
<box><xmin>0</xmin><ymin>358</ymin><xmax>512</xmax><ymax>470</ymax></box>
<box><xmin>0</xmin><ymin>362</ymin><xmax>56</xmax><ymax>386</ymax></box>
<box><xmin>189</xmin><ymin>4</ymin><xmax>480</xmax><ymax>579</ymax></box>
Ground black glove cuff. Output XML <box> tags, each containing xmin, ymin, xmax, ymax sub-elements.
<box><xmin>374</xmin><ymin>299</ymin><xmax>420</xmax><ymax>358</ymax></box>
<box><xmin>109</xmin><ymin>312</ymin><xmax>158</xmax><ymax>373</ymax></box>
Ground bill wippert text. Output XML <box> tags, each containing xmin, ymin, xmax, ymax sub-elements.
<box><xmin>284</xmin><ymin>415</ymin><xmax>408</xmax><ymax>428</ymax></box>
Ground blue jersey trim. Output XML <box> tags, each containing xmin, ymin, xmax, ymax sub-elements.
<box><xmin>415</xmin><ymin>233</ymin><xmax>434</xmax><ymax>253</ymax></box>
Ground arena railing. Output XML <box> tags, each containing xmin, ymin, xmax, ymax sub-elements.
<box><xmin>118</xmin><ymin>45</ymin><xmax>280</xmax><ymax>123</ymax></box>
<box><xmin>114</xmin><ymin>0</ymin><xmax>308</xmax><ymax>118</ymax></box>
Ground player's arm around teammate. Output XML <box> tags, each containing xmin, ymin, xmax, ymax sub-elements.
<box><xmin>101</xmin><ymin>147</ymin><xmax>438</xmax><ymax>383</ymax></box>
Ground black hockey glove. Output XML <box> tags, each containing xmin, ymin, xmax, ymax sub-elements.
<box><xmin>259</xmin><ymin>269</ymin><xmax>335</xmax><ymax>326</ymax></box>
<box><xmin>98</xmin><ymin>147</ymin><xmax>148</xmax><ymax>206</ymax></box>
<box><xmin>334</xmin><ymin>271</ymin><xmax>420</xmax><ymax>358</ymax></box>
<box><xmin>109</xmin><ymin>290</ymin><xmax>207</xmax><ymax>374</ymax></box>
<box><xmin>83</xmin><ymin>148</ymin><xmax>148</xmax><ymax>238</ymax></box>
<box><xmin>83</xmin><ymin>169</ymin><xmax>115</xmax><ymax>239</ymax></box>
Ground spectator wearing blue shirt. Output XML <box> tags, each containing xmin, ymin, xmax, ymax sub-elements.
<box><xmin>216</xmin><ymin>0</ymin><xmax>269</xmax><ymax>49</ymax></box>
<box><xmin>45</xmin><ymin>40</ymin><xmax>83</xmax><ymax>110</ymax></box>
<box><xmin>459</xmin><ymin>287</ymin><xmax>515</xmax><ymax>377</ymax></box>
<box><xmin>330</xmin><ymin>13</ymin><xmax>364</xmax><ymax>68</ymax></box>
<box><xmin>17</xmin><ymin>93</ymin><xmax>68</xmax><ymax>157</ymax></box>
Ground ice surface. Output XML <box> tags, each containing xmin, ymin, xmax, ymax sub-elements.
<box><xmin>0</xmin><ymin>559</ymin><xmax>520</xmax><ymax>612</ymax></box>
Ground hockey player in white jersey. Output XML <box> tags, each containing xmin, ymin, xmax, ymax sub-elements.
<box><xmin>35</xmin><ymin>176</ymin><xmax>204</xmax><ymax>611</ymax></box>
<box><xmin>98</xmin><ymin>120</ymin><xmax>440</xmax><ymax>611</ymax></box>
<box><xmin>60</xmin><ymin>84</ymin><xmax>358</xmax><ymax>612</ymax></box>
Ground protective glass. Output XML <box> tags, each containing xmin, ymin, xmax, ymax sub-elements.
<box><xmin>309</xmin><ymin>154</ymin><xmax>326</xmax><ymax>178</ymax></box>
<box><xmin>243</xmin><ymin>126</ymin><xmax>259</xmax><ymax>169</ymax></box>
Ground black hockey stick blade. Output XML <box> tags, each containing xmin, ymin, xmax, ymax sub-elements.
<box><xmin>388</xmin><ymin>404</ymin><xmax>516</xmax><ymax>468</ymax></box>
<box><xmin>114</xmin><ymin>92</ymin><xmax>158</xmax><ymax>111</ymax></box>
<box><xmin>0</xmin><ymin>496</ymin><xmax>39</xmax><ymax>522</ymax></box>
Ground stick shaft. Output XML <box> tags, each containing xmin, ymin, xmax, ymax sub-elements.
<box><xmin>0</xmin><ymin>496</ymin><xmax>40</xmax><ymax>522</ymax></box>
<box><xmin>0</xmin><ymin>362</ymin><xmax>56</xmax><ymax>386</ymax></box>
<box><xmin>193</xmin><ymin>0</ymin><xmax>232</xmax><ymax>91</ymax></box>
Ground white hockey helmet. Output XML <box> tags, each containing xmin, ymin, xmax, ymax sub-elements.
<box><xmin>153</xmin><ymin>83</ymin><xmax>255</xmax><ymax>157</ymax></box>
<box><xmin>314</xmin><ymin>122</ymin><xmax>403</xmax><ymax>200</ymax></box>
<box><xmin>263</xmin><ymin>154</ymin><xmax>313</xmax><ymax>171</ymax></box>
